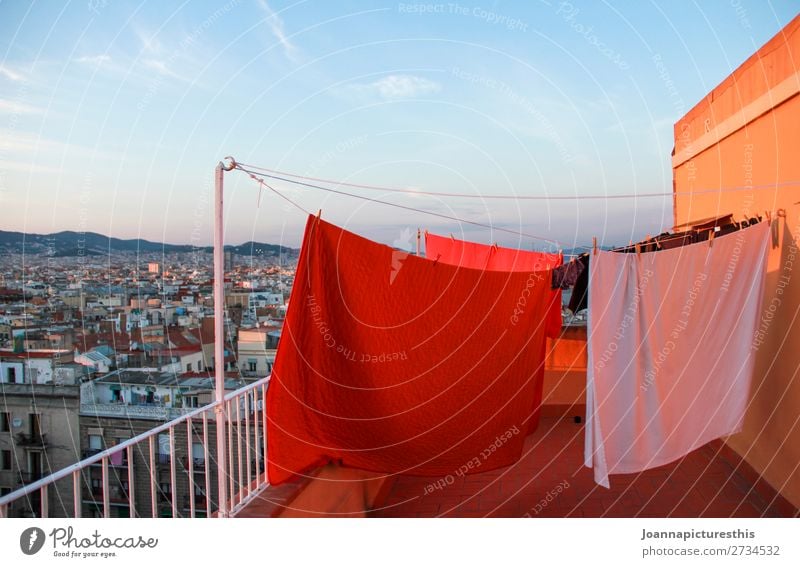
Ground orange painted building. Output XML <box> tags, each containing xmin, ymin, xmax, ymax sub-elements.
<box><xmin>672</xmin><ymin>15</ymin><xmax>800</xmax><ymax>509</ymax></box>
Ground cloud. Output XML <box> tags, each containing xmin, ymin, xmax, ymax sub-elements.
<box><xmin>142</xmin><ymin>58</ymin><xmax>188</xmax><ymax>81</ymax></box>
<box><xmin>0</xmin><ymin>64</ymin><xmax>24</xmax><ymax>81</ymax></box>
<box><xmin>349</xmin><ymin>75</ymin><xmax>442</xmax><ymax>100</ymax></box>
<box><xmin>0</xmin><ymin>130</ymin><xmax>120</xmax><ymax>160</ymax></box>
<box><xmin>258</xmin><ymin>0</ymin><xmax>299</xmax><ymax>61</ymax></box>
<box><xmin>0</xmin><ymin>99</ymin><xmax>42</xmax><ymax>115</ymax></box>
<box><xmin>75</xmin><ymin>54</ymin><xmax>112</xmax><ymax>66</ymax></box>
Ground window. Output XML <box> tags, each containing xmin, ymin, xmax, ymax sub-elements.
<box><xmin>88</xmin><ymin>434</ymin><xmax>103</xmax><ymax>452</ymax></box>
<box><xmin>186</xmin><ymin>363</ymin><xmax>191</xmax><ymax>373</ymax></box>
<box><xmin>0</xmin><ymin>412</ymin><xmax>10</xmax><ymax>432</ymax></box>
<box><xmin>191</xmin><ymin>442</ymin><xmax>204</xmax><ymax>467</ymax></box>
<box><xmin>1</xmin><ymin>450</ymin><xmax>11</xmax><ymax>470</ymax></box>
<box><xmin>6</xmin><ymin>367</ymin><xmax>15</xmax><ymax>383</ymax></box>
<box><xmin>158</xmin><ymin>434</ymin><xmax>170</xmax><ymax>454</ymax></box>
<box><xmin>248</xmin><ymin>358</ymin><xmax>257</xmax><ymax>372</ymax></box>
<box><xmin>29</xmin><ymin>413</ymin><xmax>41</xmax><ymax>438</ymax></box>
<box><xmin>196</xmin><ymin>361</ymin><xmax>202</xmax><ymax>372</ymax></box>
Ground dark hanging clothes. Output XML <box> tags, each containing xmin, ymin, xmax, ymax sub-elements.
<box><xmin>551</xmin><ymin>258</ymin><xmax>585</xmax><ymax>289</ymax></box>
<box><xmin>567</xmin><ymin>254</ymin><xmax>590</xmax><ymax>314</ymax></box>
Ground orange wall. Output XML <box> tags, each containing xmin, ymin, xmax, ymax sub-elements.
<box><xmin>542</xmin><ymin>326</ymin><xmax>587</xmax><ymax>405</ymax></box>
<box><xmin>673</xmin><ymin>15</ymin><xmax>800</xmax><ymax>508</ymax></box>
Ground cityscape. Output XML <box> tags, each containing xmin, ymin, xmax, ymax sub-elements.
<box><xmin>0</xmin><ymin>234</ymin><xmax>295</xmax><ymax>517</ymax></box>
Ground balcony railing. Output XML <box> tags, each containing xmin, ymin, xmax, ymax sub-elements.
<box><xmin>0</xmin><ymin>375</ymin><xmax>270</xmax><ymax>519</ymax></box>
<box><xmin>80</xmin><ymin>403</ymin><xmax>195</xmax><ymax>421</ymax></box>
<box><xmin>14</xmin><ymin>432</ymin><xmax>48</xmax><ymax>447</ymax></box>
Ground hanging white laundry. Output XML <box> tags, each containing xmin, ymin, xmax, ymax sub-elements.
<box><xmin>585</xmin><ymin>221</ymin><xmax>771</xmax><ymax>488</ymax></box>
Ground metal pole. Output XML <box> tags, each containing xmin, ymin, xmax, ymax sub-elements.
<box><xmin>214</xmin><ymin>161</ymin><xmax>229</xmax><ymax>517</ymax></box>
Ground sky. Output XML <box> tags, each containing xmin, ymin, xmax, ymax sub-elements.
<box><xmin>0</xmin><ymin>0</ymin><xmax>797</xmax><ymax>252</ymax></box>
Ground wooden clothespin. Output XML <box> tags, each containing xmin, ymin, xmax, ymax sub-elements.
<box><xmin>708</xmin><ymin>228</ymin><xmax>715</xmax><ymax>248</ymax></box>
<box><xmin>654</xmin><ymin>236</ymin><xmax>662</xmax><ymax>250</ymax></box>
<box><xmin>635</xmin><ymin>242</ymin><xmax>641</xmax><ymax>257</ymax></box>
<box><xmin>316</xmin><ymin>209</ymin><xmax>322</xmax><ymax>220</ymax></box>
<box><xmin>450</xmin><ymin>233</ymin><xmax>455</xmax><ymax>242</ymax></box>
<box><xmin>766</xmin><ymin>210</ymin><xmax>772</xmax><ymax>225</ymax></box>
<box><xmin>592</xmin><ymin>237</ymin><xmax>597</xmax><ymax>256</ymax></box>
<box><xmin>416</xmin><ymin>228</ymin><xmax>421</xmax><ymax>256</ymax></box>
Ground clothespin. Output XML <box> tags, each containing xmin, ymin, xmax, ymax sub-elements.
<box><xmin>450</xmin><ymin>233</ymin><xmax>455</xmax><ymax>242</ymax></box>
<box><xmin>635</xmin><ymin>242</ymin><xmax>641</xmax><ymax>257</ymax></box>
<box><xmin>708</xmin><ymin>229</ymin><xmax>715</xmax><ymax>248</ymax></box>
<box><xmin>316</xmin><ymin>209</ymin><xmax>322</xmax><ymax>220</ymax></box>
<box><xmin>592</xmin><ymin>237</ymin><xmax>597</xmax><ymax>256</ymax></box>
<box><xmin>654</xmin><ymin>236</ymin><xmax>662</xmax><ymax>250</ymax></box>
<box><xmin>766</xmin><ymin>210</ymin><xmax>772</xmax><ymax>225</ymax></box>
<box><xmin>416</xmin><ymin>228</ymin><xmax>421</xmax><ymax>256</ymax></box>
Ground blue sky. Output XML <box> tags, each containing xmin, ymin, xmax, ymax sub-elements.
<box><xmin>0</xmin><ymin>1</ymin><xmax>797</xmax><ymax>251</ymax></box>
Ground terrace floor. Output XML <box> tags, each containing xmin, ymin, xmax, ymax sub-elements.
<box><xmin>238</xmin><ymin>412</ymin><xmax>798</xmax><ymax>518</ymax></box>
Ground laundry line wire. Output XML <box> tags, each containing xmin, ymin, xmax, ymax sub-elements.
<box><xmin>235</xmin><ymin>165</ymin><xmax>568</xmax><ymax>247</ymax></box>
<box><xmin>236</xmin><ymin>161</ymin><xmax>800</xmax><ymax>201</ymax></box>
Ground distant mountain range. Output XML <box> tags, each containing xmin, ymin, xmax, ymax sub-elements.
<box><xmin>0</xmin><ymin>230</ymin><xmax>299</xmax><ymax>258</ymax></box>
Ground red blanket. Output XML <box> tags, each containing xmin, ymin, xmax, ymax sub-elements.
<box><xmin>424</xmin><ymin>232</ymin><xmax>563</xmax><ymax>338</ymax></box>
<box><xmin>267</xmin><ymin>216</ymin><xmax>554</xmax><ymax>485</ymax></box>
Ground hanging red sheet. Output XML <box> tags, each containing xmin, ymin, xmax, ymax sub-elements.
<box><xmin>425</xmin><ymin>232</ymin><xmax>563</xmax><ymax>435</ymax></box>
<box><xmin>424</xmin><ymin>231</ymin><xmax>563</xmax><ymax>338</ymax></box>
<box><xmin>266</xmin><ymin>216</ymin><xmax>554</xmax><ymax>485</ymax></box>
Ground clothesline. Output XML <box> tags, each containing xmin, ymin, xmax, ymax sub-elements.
<box><xmin>237</xmin><ymin>161</ymin><xmax>800</xmax><ymax>201</ymax></box>
<box><xmin>233</xmin><ymin>161</ymin><xmax>790</xmax><ymax>252</ymax></box>
<box><xmin>236</xmin><ymin>165</ymin><xmax>567</xmax><ymax>247</ymax></box>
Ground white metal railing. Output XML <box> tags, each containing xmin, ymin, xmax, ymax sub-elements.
<box><xmin>0</xmin><ymin>375</ymin><xmax>270</xmax><ymax>519</ymax></box>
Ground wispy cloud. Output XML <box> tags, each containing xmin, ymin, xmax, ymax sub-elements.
<box><xmin>143</xmin><ymin>58</ymin><xmax>188</xmax><ymax>81</ymax></box>
<box><xmin>0</xmin><ymin>64</ymin><xmax>24</xmax><ymax>82</ymax></box>
<box><xmin>0</xmin><ymin>129</ymin><xmax>120</xmax><ymax>160</ymax></box>
<box><xmin>258</xmin><ymin>0</ymin><xmax>299</xmax><ymax>61</ymax></box>
<box><xmin>346</xmin><ymin>75</ymin><xmax>442</xmax><ymax>100</ymax></box>
<box><xmin>0</xmin><ymin>99</ymin><xmax>42</xmax><ymax>115</ymax></box>
<box><xmin>75</xmin><ymin>54</ymin><xmax>112</xmax><ymax>66</ymax></box>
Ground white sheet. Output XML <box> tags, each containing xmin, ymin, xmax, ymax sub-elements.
<box><xmin>585</xmin><ymin>221</ymin><xmax>770</xmax><ymax>487</ymax></box>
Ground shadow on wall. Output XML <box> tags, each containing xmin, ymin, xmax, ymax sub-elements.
<box><xmin>731</xmin><ymin>215</ymin><xmax>800</xmax><ymax>508</ymax></box>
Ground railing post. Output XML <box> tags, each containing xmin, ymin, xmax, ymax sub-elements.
<box><xmin>214</xmin><ymin>159</ymin><xmax>232</xmax><ymax>517</ymax></box>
